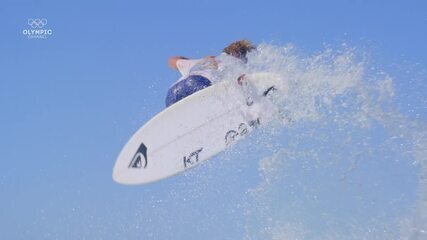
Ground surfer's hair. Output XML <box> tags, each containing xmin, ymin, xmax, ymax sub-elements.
<box><xmin>223</xmin><ymin>40</ymin><xmax>255</xmax><ymax>62</ymax></box>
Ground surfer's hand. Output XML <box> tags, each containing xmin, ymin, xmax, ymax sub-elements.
<box><xmin>237</xmin><ymin>74</ymin><xmax>246</xmax><ymax>85</ymax></box>
<box><xmin>204</xmin><ymin>56</ymin><xmax>218</xmax><ymax>69</ymax></box>
<box><xmin>168</xmin><ymin>56</ymin><xmax>188</xmax><ymax>69</ymax></box>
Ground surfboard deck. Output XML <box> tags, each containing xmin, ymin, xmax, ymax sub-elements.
<box><xmin>112</xmin><ymin>72</ymin><xmax>286</xmax><ymax>185</ymax></box>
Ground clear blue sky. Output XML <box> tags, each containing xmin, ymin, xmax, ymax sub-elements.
<box><xmin>1</xmin><ymin>0</ymin><xmax>426</xmax><ymax>239</ymax></box>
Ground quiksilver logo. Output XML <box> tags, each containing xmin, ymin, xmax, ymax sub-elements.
<box><xmin>129</xmin><ymin>143</ymin><xmax>148</xmax><ymax>169</ymax></box>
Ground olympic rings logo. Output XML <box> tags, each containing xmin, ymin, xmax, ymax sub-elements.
<box><xmin>27</xmin><ymin>18</ymin><xmax>48</xmax><ymax>28</ymax></box>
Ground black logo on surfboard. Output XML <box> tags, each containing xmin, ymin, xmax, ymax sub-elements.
<box><xmin>183</xmin><ymin>148</ymin><xmax>203</xmax><ymax>168</ymax></box>
<box><xmin>129</xmin><ymin>143</ymin><xmax>148</xmax><ymax>169</ymax></box>
<box><xmin>263</xmin><ymin>86</ymin><xmax>277</xmax><ymax>97</ymax></box>
<box><xmin>225</xmin><ymin>120</ymin><xmax>260</xmax><ymax>145</ymax></box>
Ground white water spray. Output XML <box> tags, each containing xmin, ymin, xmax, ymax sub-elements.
<box><xmin>131</xmin><ymin>43</ymin><xmax>426</xmax><ymax>240</ymax></box>
<box><xmin>230</xmin><ymin>43</ymin><xmax>427</xmax><ymax>240</ymax></box>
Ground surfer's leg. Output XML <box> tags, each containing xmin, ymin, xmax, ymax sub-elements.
<box><xmin>186</xmin><ymin>75</ymin><xmax>212</xmax><ymax>93</ymax></box>
<box><xmin>166</xmin><ymin>81</ymin><xmax>183</xmax><ymax>107</ymax></box>
<box><xmin>165</xmin><ymin>75</ymin><xmax>212</xmax><ymax>107</ymax></box>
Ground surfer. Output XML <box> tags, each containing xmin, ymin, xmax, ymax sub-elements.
<box><xmin>166</xmin><ymin>40</ymin><xmax>255</xmax><ymax>107</ymax></box>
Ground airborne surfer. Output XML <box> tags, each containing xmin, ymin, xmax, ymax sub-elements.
<box><xmin>114</xmin><ymin>40</ymin><xmax>288</xmax><ymax>185</ymax></box>
<box><xmin>166</xmin><ymin>40</ymin><xmax>255</xmax><ymax>107</ymax></box>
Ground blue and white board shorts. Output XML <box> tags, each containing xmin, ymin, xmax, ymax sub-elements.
<box><xmin>165</xmin><ymin>75</ymin><xmax>212</xmax><ymax>107</ymax></box>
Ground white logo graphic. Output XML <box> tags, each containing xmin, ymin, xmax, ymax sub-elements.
<box><xmin>22</xmin><ymin>18</ymin><xmax>53</xmax><ymax>39</ymax></box>
<box><xmin>27</xmin><ymin>18</ymin><xmax>48</xmax><ymax>28</ymax></box>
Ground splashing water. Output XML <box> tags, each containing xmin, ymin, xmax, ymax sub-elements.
<box><xmin>136</xmin><ymin>43</ymin><xmax>426</xmax><ymax>240</ymax></box>
<box><xmin>232</xmin><ymin>43</ymin><xmax>427</xmax><ymax>240</ymax></box>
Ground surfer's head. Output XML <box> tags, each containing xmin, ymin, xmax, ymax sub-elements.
<box><xmin>223</xmin><ymin>40</ymin><xmax>255</xmax><ymax>63</ymax></box>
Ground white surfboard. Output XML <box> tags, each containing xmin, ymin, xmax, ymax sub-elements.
<box><xmin>112</xmin><ymin>72</ymin><xmax>286</xmax><ymax>185</ymax></box>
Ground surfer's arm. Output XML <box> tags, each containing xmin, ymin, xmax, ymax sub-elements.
<box><xmin>168</xmin><ymin>56</ymin><xmax>189</xmax><ymax>70</ymax></box>
<box><xmin>169</xmin><ymin>56</ymin><xmax>218</xmax><ymax>69</ymax></box>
